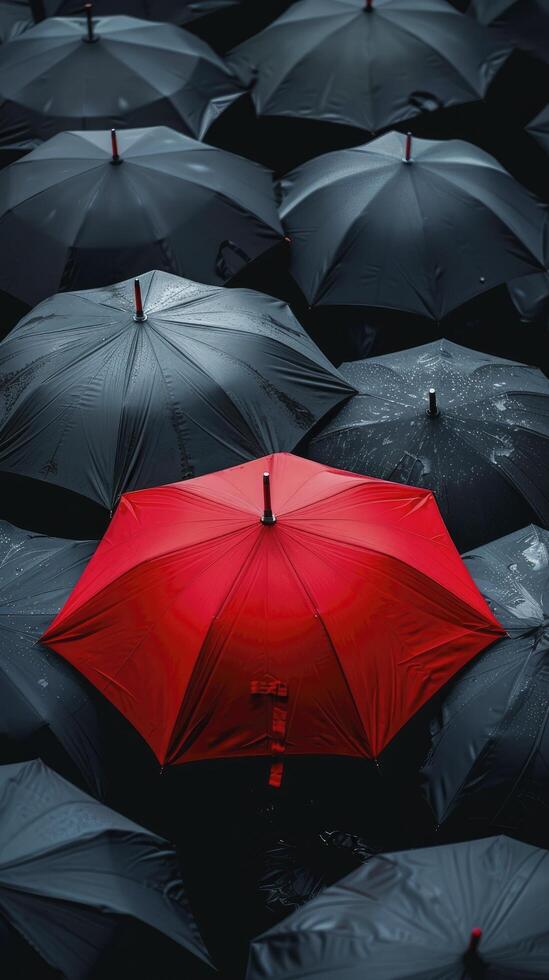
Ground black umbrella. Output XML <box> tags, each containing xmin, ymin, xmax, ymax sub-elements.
<box><xmin>246</xmin><ymin>836</ymin><xmax>549</xmax><ymax>980</ymax></box>
<box><xmin>228</xmin><ymin>0</ymin><xmax>509</xmax><ymax>136</ymax></box>
<box><xmin>422</xmin><ymin>524</ymin><xmax>549</xmax><ymax>846</ymax></box>
<box><xmin>0</xmin><ymin>127</ymin><xmax>283</xmax><ymax>309</ymax></box>
<box><xmin>0</xmin><ymin>519</ymin><xmax>106</xmax><ymax>795</ymax></box>
<box><xmin>304</xmin><ymin>339</ymin><xmax>549</xmax><ymax>552</ymax></box>
<box><xmin>0</xmin><ymin>759</ymin><xmax>214</xmax><ymax>979</ymax></box>
<box><xmin>508</xmin><ymin>270</ymin><xmax>549</xmax><ymax>324</ymax></box>
<box><xmin>0</xmin><ymin>2</ymin><xmax>29</xmax><ymax>43</ymax></box>
<box><xmin>0</xmin><ymin>270</ymin><xmax>353</xmax><ymax>510</ymax></box>
<box><xmin>470</xmin><ymin>0</ymin><xmax>549</xmax><ymax>65</ymax></box>
<box><xmin>528</xmin><ymin>103</ymin><xmax>549</xmax><ymax>155</ymax></box>
<box><xmin>280</xmin><ymin>131</ymin><xmax>548</xmax><ymax>320</ymax></box>
<box><xmin>0</xmin><ymin>12</ymin><xmax>242</xmax><ymax>154</ymax></box>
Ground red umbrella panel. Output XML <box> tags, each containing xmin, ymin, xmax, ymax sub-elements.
<box><xmin>42</xmin><ymin>454</ymin><xmax>504</xmax><ymax>784</ymax></box>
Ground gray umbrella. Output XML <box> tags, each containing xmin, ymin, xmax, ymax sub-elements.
<box><xmin>470</xmin><ymin>0</ymin><xmax>549</xmax><ymax>65</ymax></box>
<box><xmin>280</xmin><ymin>131</ymin><xmax>549</xmax><ymax>320</ymax></box>
<box><xmin>0</xmin><ymin>127</ymin><xmax>283</xmax><ymax>307</ymax></box>
<box><xmin>528</xmin><ymin>104</ymin><xmax>549</xmax><ymax>155</ymax></box>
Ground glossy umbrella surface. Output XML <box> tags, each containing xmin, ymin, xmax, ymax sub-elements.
<box><xmin>42</xmin><ymin>453</ymin><xmax>503</xmax><ymax>771</ymax></box>
<box><xmin>0</xmin><ymin>759</ymin><xmax>214</xmax><ymax>979</ymax></box>
<box><xmin>229</xmin><ymin>0</ymin><xmax>509</xmax><ymax>134</ymax></box>
<box><xmin>0</xmin><ymin>271</ymin><xmax>353</xmax><ymax>510</ymax></box>
<box><xmin>423</xmin><ymin>524</ymin><xmax>549</xmax><ymax>845</ymax></box>
<box><xmin>305</xmin><ymin>340</ymin><xmax>549</xmax><ymax>552</ymax></box>
<box><xmin>0</xmin><ymin>14</ymin><xmax>242</xmax><ymax>151</ymax></box>
<box><xmin>280</xmin><ymin>131</ymin><xmax>549</xmax><ymax>320</ymax></box>
<box><xmin>0</xmin><ymin>127</ymin><xmax>283</xmax><ymax>306</ymax></box>
<box><xmin>246</xmin><ymin>836</ymin><xmax>549</xmax><ymax>979</ymax></box>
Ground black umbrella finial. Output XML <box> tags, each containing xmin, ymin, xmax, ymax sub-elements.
<box><xmin>133</xmin><ymin>279</ymin><xmax>147</xmax><ymax>323</ymax></box>
<box><xmin>427</xmin><ymin>388</ymin><xmax>439</xmax><ymax>417</ymax></box>
<box><xmin>83</xmin><ymin>3</ymin><xmax>97</xmax><ymax>44</ymax></box>
<box><xmin>404</xmin><ymin>132</ymin><xmax>412</xmax><ymax>162</ymax></box>
<box><xmin>110</xmin><ymin>129</ymin><xmax>122</xmax><ymax>165</ymax></box>
<box><xmin>261</xmin><ymin>472</ymin><xmax>276</xmax><ymax>525</ymax></box>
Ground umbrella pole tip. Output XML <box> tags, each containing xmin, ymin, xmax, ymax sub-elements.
<box><xmin>404</xmin><ymin>132</ymin><xmax>412</xmax><ymax>162</ymax></box>
<box><xmin>133</xmin><ymin>278</ymin><xmax>147</xmax><ymax>323</ymax></box>
<box><xmin>427</xmin><ymin>388</ymin><xmax>438</xmax><ymax>417</ymax></box>
<box><xmin>365</xmin><ymin>0</ymin><xmax>373</xmax><ymax>9</ymax></box>
<box><xmin>261</xmin><ymin>471</ymin><xmax>276</xmax><ymax>525</ymax></box>
<box><xmin>467</xmin><ymin>928</ymin><xmax>483</xmax><ymax>955</ymax></box>
<box><xmin>110</xmin><ymin>128</ymin><xmax>122</xmax><ymax>165</ymax></box>
<box><xmin>83</xmin><ymin>3</ymin><xmax>97</xmax><ymax>43</ymax></box>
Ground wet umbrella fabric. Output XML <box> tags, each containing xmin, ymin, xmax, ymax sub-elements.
<box><xmin>0</xmin><ymin>271</ymin><xmax>352</xmax><ymax>510</ymax></box>
<box><xmin>422</xmin><ymin>525</ymin><xmax>549</xmax><ymax>843</ymax></box>
<box><xmin>228</xmin><ymin>0</ymin><xmax>509</xmax><ymax>135</ymax></box>
<box><xmin>305</xmin><ymin>339</ymin><xmax>549</xmax><ymax>553</ymax></box>
<box><xmin>0</xmin><ymin>14</ymin><xmax>242</xmax><ymax>153</ymax></box>
<box><xmin>0</xmin><ymin>520</ymin><xmax>103</xmax><ymax>795</ymax></box>
<box><xmin>0</xmin><ymin>759</ymin><xmax>213</xmax><ymax>979</ymax></box>
<box><xmin>246</xmin><ymin>836</ymin><xmax>549</xmax><ymax>980</ymax></box>
<box><xmin>42</xmin><ymin>453</ymin><xmax>503</xmax><ymax>771</ymax></box>
<box><xmin>279</xmin><ymin>131</ymin><xmax>549</xmax><ymax>320</ymax></box>
<box><xmin>528</xmin><ymin>104</ymin><xmax>549</xmax><ymax>155</ymax></box>
<box><xmin>0</xmin><ymin>128</ymin><xmax>283</xmax><ymax>307</ymax></box>
<box><xmin>470</xmin><ymin>0</ymin><xmax>549</xmax><ymax>65</ymax></box>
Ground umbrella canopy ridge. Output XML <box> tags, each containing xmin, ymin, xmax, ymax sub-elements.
<box><xmin>0</xmin><ymin>127</ymin><xmax>283</xmax><ymax>306</ymax></box>
<box><xmin>246</xmin><ymin>836</ymin><xmax>549</xmax><ymax>979</ymax></box>
<box><xmin>228</xmin><ymin>0</ymin><xmax>510</xmax><ymax>134</ymax></box>
<box><xmin>280</xmin><ymin>131</ymin><xmax>549</xmax><ymax>320</ymax></box>
<box><xmin>470</xmin><ymin>0</ymin><xmax>549</xmax><ymax>65</ymax></box>
<box><xmin>0</xmin><ymin>271</ymin><xmax>353</xmax><ymax>510</ymax></box>
<box><xmin>0</xmin><ymin>519</ymin><xmax>104</xmax><ymax>795</ymax></box>
<box><xmin>42</xmin><ymin>453</ymin><xmax>504</xmax><ymax>770</ymax></box>
<box><xmin>0</xmin><ymin>12</ymin><xmax>243</xmax><ymax>151</ymax></box>
<box><xmin>422</xmin><ymin>524</ymin><xmax>549</xmax><ymax>841</ymax></box>
<box><xmin>305</xmin><ymin>339</ymin><xmax>549</xmax><ymax>552</ymax></box>
<box><xmin>0</xmin><ymin>758</ymin><xmax>214</xmax><ymax>978</ymax></box>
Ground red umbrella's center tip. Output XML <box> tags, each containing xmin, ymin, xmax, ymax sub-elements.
<box><xmin>133</xmin><ymin>279</ymin><xmax>148</xmax><ymax>323</ymax></box>
<box><xmin>404</xmin><ymin>132</ymin><xmax>413</xmax><ymax>163</ymax></box>
<box><xmin>467</xmin><ymin>927</ymin><xmax>483</xmax><ymax>956</ymax></box>
<box><xmin>110</xmin><ymin>129</ymin><xmax>122</xmax><ymax>165</ymax></box>
<box><xmin>261</xmin><ymin>471</ymin><xmax>276</xmax><ymax>525</ymax></box>
<box><xmin>82</xmin><ymin>3</ymin><xmax>99</xmax><ymax>43</ymax></box>
<box><xmin>364</xmin><ymin>0</ymin><xmax>374</xmax><ymax>10</ymax></box>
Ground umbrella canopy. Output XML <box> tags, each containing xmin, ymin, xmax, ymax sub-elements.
<box><xmin>305</xmin><ymin>339</ymin><xmax>549</xmax><ymax>553</ymax></box>
<box><xmin>422</xmin><ymin>525</ymin><xmax>549</xmax><ymax>844</ymax></box>
<box><xmin>528</xmin><ymin>103</ymin><xmax>549</xmax><ymax>155</ymax></box>
<box><xmin>0</xmin><ymin>127</ymin><xmax>283</xmax><ymax>307</ymax></box>
<box><xmin>0</xmin><ymin>271</ymin><xmax>352</xmax><ymax>511</ymax></box>
<box><xmin>38</xmin><ymin>0</ymin><xmax>238</xmax><ymax>24</ymax></box>
<box><xmin>508</xmin><ymin>270</ymin><xmax>549</xmax><ymax>322</ymax></box>
<box><xmin>0</xmin><ymin>520</ymin><xmax>104</xmax><ymax>795</ymax></box>
<box><xmin>246</xmin><ymin>835</ymin><xmax>549</xmax><ymax>979</ymax></box>
<box><xmin>279</xmin><ymin>131</ymin><xmax>549</xmax><ymax>320</ymax></box>
<box><xmin>0</xmin><ymin>13</ymin><xmax>242</xmax><ymax>152</ymax></box>
<box><xmin>228</xmin><ymin>0</ymin><xmax>509</xmax><ymax>135</ymax></box>
<box><xmin>470</xmin><ymin>0</ymin><xmax>549</xmax><ymax>65</ymax></box>
<box><xmin>0</xmin><ymin>758</ymin><xmax>213</xmax><ymax>979</ymax></box>
<box><xmin>0</xmin><ymin>2</ymin><xmax>29</xmax><ymax>43</ymax></box>
<box><xmin>42</xmin><ymin>453</ymin><xmax>503</xmax><ymax>774</ymax></box>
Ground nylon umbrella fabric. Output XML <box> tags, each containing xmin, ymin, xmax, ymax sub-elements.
<box><xmin>246</xmin><ymin>836</ymin><xmax>549</xmax><ymax>979</ymax></box>
<box><xmin>305</xmin><ymin>340</ymin><xmax>549</xmax><ymax>553</ymax></box>
<box><xmin>0</xmin><ymin>13</ymin><xmax>243</xmax><ymax>152</ymax></box>
<box><xmin>279</xmin><ymin>131</ymin><xmax>549</xmax><ymax>320</ymax></box>
<box><xmin>41</xmin><ymin>453</ymin><xmax>503</xmax><ymax>772</ymax></box>
<box><xmin>508</xmin><ymin>271</ymin><xmax>549</xmax><ymax>323</ymax></box>
<box><xmin>0</xmin><ymin>271</ymin><xmax>353</xmax><ymax>510</ymax></box>
<box><xmin>528</xmin><ymin>104</ymin><xmax>549</xmax><ymax>155</ymax></box>
<box><xmin>0</xmin><ymin>128</ymin><xmax>283</xmax><ymax>307</ymax></box>
<box><xmin>422</xmin><ymin>525</ymin><xmax>549</xmax><ymax>845</ymax></box>
<box><xmin>0</xmin><ymin>2</ymin><xmax>30</xmax><ymax>43</ymax></box>
<box><xmin>470</xmin><ymin>0</ymin><xmax>549</xmax><ymax>65</ymax></box>
<box><xmin>0</xmin><ymin>759</ymin><xmax>214</xmax><ymax>979</ymax></box>
<box><xmin>228</xmin><ymin>0</ymin><xmax>509</xmax><ymax>136</ymax></box>
<box><xmin>0</xmin><ymin>520</ymin><xmax>104</xmax><ymax>796</ymax></box>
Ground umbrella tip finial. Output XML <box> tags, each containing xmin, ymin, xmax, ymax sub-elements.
<box><xmin>365</xmin><ymin>0</ymin><xmax>373</xmax><ymax>9</ymax></box>
<box><xmin>261</xmin><ymin>471</ymin><xmax>276</xmax><ymax>525</ymax></box>
<box><xmin>427</xmin><ymin>388</ymin><xmax>438</xmax><ymax>417</ymax></box>
<box><xmin>404</xmin><ymin>132</ymin><xmax>412</xmax><ymax>162</ymax></box>
<box><xmin>467</xmin><ymin>928</ymin><xmax>483</xmax><ymax>955</ymax></box>
<box><xmin>133</xmin><ymin>278</ymin><xmax>147</xmax><ymax>323</ymax></box>
<box><xmin>110</xmin><ymin>128</ymin><xmax>121</xmax><ymax>165</ymax></box>
<box><xmin>83</xmin><ymin>3</ymin><xmax>97</xmax><ymax>43</ymax></box>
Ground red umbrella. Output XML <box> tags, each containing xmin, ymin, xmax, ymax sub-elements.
<box><xmin>42</xmin><ymin>454</ymin><xmax>504</xmax><ymax>785</ymax></box>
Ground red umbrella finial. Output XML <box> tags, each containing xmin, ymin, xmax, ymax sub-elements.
<box><xmin>405</xmin><ymin>132</ymin><xmax>412</xmax><ymax>162</ymax></box>
<box><xmin>261</xmin><ymin>472</ymin><xmax>276</xmax><ymax>525</ymax></box>
<box><xmin>427</xmin><ymin>388</ymin><xmax>438</xmax><ymax>416</ymax></box>
<box><xmin>365</xmin><ymin>0</ymin><xmax>373</xmax><ymax>9</ymax></box>
<box><xmin>110</xmin><ymin>128</ymin><xmax>121</xmax><ymax>164</ymax></box>
<box><xmin>467</xmin><ymin>928</ymin><xmax>483</xmax><ymax>954</ymax></box>
<box><xmin>83</xmin><ymin>3</ymin><xmax>96</xmax><ymax>43</ymax></box>
<box><xmin>133</xmin><ymin>279</ymin><xmax>147</xmax><ymax>323</ymax></box>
